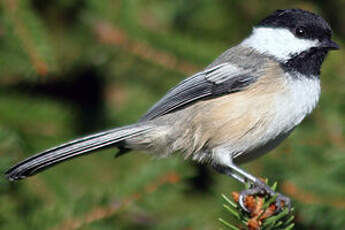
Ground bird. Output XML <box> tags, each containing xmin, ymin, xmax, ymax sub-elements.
<box><xmin>5</xmin><ymin>8</ymin><xmax>339</xmax><ymax>212</ymax></box>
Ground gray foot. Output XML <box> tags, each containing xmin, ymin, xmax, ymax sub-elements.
<box><xmin>239</xmin><ymin>179</ymin><xmax>291</xmax><ymax>213</ymax></box>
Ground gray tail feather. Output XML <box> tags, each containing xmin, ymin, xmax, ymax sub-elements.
<box><xmin>5</xmin><ymin>124</ymin><xmax>153</xmax><ymax>181</ymax></box>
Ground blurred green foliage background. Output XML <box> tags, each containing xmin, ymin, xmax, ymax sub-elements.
<box><xmin>0</xmin><ymin>0</ymin><xmax>344</xmax><ymax>229</ymax></box>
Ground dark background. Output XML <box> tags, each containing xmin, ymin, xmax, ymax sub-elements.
<box><xmin>0</xmin><ymin>0</ymin><xmax>344</xmax><ymax>229</ymax></box>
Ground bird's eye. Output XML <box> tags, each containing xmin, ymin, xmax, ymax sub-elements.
<box><xmin>295</xmin><ymin>27</ymin><xmax>306</xmax><ymax>38</ymax></box>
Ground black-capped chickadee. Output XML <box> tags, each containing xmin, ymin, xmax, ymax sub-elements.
<box><xmin>6</xmin><ymin>9</ymin><xmax>339</xmax><ymax>212</ymax></box>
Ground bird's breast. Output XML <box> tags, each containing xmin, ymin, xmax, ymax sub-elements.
<box><xmin>224</xmin><ymin>72</ymin><xmax>320</xmax><ymax>163</ymax></box>
<box><xmin>193</xmin><ymin>69</ymin><xmax>321</xmax><ymax>163</ymax></box>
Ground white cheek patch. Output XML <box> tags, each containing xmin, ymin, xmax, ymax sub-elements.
<box><xmin>241</xmin><ymin>27</ymin><xmax>319</xmax><ymax>62</ymax></box>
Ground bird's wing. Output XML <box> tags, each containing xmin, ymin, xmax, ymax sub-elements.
<box><xmin>140</xmin><ymin>63</ymin><xmax>257</xmax><ymax>121</ymax></box>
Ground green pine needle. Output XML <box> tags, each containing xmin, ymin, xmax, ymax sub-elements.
<box><xmin>223</xmin><ymin>204</ymin><xmax>241</xmax><ymax>220</ymax></box>
<box><xmin>219</xmin><ymin>218</ymin><xmax>241</xmax><ymax>230</ymax></box>
<box><xmin>221</xmin><ymin>193</ymin><xmax>238</xmax><ymax>208</ymax></box>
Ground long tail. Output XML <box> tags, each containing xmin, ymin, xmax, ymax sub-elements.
<box><xmin>5</xmin><ymin>123</ymin><xmax>153</xmax><ymax>181</ymax></box>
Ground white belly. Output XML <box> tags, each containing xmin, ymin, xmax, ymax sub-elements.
<box><xmin>232</xmin><ymin>74</ymin><xmax>321</xmax><ymax>163</ymax></box>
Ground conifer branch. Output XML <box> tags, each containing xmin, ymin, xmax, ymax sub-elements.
<box><xmin>219</xmin><ymin>181</ymin><xmax>295</xmax><ymax>230</ymax></box>
<box><xmin>51</xmin><ymin>172</ymin><xmax>180</xmax><ymax>230</ymax></box>
<box><xmin>2</xmin><ymin>0</ymin><xmax>50</xmax><ymax>76</ymax></box>
<box><xmin>92</xmin><ymin>21</ymin><xmax>199</xmax><ymax>74</ymax></box>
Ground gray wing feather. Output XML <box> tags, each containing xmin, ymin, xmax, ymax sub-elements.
<box><xmin>140</xmin><ymin>63</ymin><xmax>257</xmax><ymax>121</ymax></box>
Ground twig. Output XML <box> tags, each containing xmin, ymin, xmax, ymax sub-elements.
<box><xmin>2</xmin><ymin>0</ymin><xmax>48</xmax><ymax>76</ymax></box>
<box><xmin>93</xmin><ymin>21</ymin><xmax>199</xmax><ymax>75</ymax></box>
<box><xmin>51</xmin><ymin>172</ymin><xmax>180</xmax><ymax>230</ymax></box>
<box><xmin>281</xmin><ymin>181</ymin><xmax>345</xmax><ymax>209</ymax></box>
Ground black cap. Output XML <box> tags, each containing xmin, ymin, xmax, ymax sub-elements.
<box><xmin>257</xmin><ymin>9</ymin><xmax>334</xmax><ymax>42</ymax></box>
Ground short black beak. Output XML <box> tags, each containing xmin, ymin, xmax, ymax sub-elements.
<box><xmin>321</xmin><ymin>39</ymin><xmax>340</xmax><ymax>50</ymax></box>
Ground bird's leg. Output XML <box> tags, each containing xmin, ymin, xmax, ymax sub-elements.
<box><xmin>212</xmin><ymin>163</ymin><xmax>291</xmax><ymax>213</ymax></box>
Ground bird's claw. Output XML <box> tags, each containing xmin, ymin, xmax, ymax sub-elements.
<box><xmin>275</xmin><ymin>194</ymin><xmax>291</xmax><ymax>213</ymax></box>
<box><xmin>239</xmin><ymin>186</ymin><xmax>261</xmax><ymax>213</ymax></box>
<box><xmin>238</xmin><ymin>179</ymin><xmax>291</xmax><ymax>213</ymax></box>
